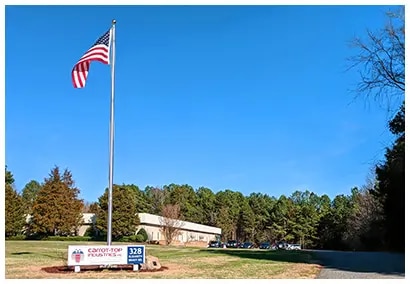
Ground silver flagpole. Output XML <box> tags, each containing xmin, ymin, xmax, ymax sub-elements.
<box><xmin>107</xmin><ymin>19</ymin><xmax>116</xmax><ymax>246</ymax></box>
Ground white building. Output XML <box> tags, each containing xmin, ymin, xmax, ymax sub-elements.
<box><xmin>137</xmin><ymin>213</ymin><xmax>221</xmax><ymax>243</ymax></box>
<box><xmin>78</xmin><ymin>213</ymin><xmax>96</xmax><ymax>236</ymax></box>
<box><xmin>75</xmin><ymin>212</ymin><xmax>221</xmax><ymax>244</ymax></box>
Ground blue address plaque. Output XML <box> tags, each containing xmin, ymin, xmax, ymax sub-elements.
<box><xmin>127</xmin><ymin>245</ymin><xmax>145</xmax><ymax>265</ymax></box>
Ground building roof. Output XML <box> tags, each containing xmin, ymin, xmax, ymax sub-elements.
<box><xmin>138</xmin><ymin>213</ymin><xmax>222</xmax><ymax>235</ymax></box>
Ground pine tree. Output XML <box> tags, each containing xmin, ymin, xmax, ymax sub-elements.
<box><xmin>31</xmin><ymin>166</ymin><xmax>83</xmax><ymax>236</ymax></box>
<box><xmin>21</xmin><ymin>180</ymin><xmax>42</xmax><ymax>215</ymax></box>
<box><xmin>94</xmin><ymin>184</ymin><xmax>140</xmax><ymax>240</ymax></box>
<box><xmin>5</xmin><ymin>182</ymin><xmax>25</xmax><ymax>237</ymax></box>
<box><xmin>5</xmin><ymin>166</ymin><xmax>15</xmax><ymax>185</ymax></box>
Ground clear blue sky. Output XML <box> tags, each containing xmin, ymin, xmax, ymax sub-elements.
<box><xmin>5</xmin><ymin>5</ymin><xmax>400</xmax><ymax>203</ymax></box>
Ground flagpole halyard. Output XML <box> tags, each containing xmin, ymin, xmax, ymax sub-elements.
<box><xmin>107</xmin><ymin>19</ymin><xmax>116</xmax><ymax>246</ymax></box>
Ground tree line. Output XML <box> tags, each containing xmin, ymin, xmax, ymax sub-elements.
<box><xmin>4</xmin><ymin>163</ymin><xmax>402</xmax><ymax>252</ymax></box>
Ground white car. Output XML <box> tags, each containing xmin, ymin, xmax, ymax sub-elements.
<box><xmin>288</xmin><ymin>244</ymin><xmax>301</xmax><ymax>250</ymax></box>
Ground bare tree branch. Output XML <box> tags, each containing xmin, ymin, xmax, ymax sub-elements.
<box><xmin>347</xmin><ymin>7</ymin><xmax>405</xmax><ymax>111</ymax></box>
<box><xmin>159</xmin><ymin>204</ymin><xmax>185</xmax><ymax>245</ymax></box>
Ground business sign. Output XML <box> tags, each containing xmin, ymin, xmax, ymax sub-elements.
<box><xmin>127</xmin><ymin>245</ymin><xmax>145</xmax><ymax>265</ymax></box>
<box><xmin>68</xmin><ymin>245</ymin><xmax>145</xmax><ymax>266</ymax></box>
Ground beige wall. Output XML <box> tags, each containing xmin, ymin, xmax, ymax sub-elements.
<box><xmin>75</xmin><ymin>213</ymin><xmax>221</xmax><ymax>241</ymax></box>
<box><xmin>78</xmin><ymin>225</ymin><xmax>91</xmax><ymax>236</ymax></box>
<box><xmin>78</xmin><ymin>224</ymin><xmax>219</xmax><ymax>241</ymax></box>
<box><xmin>138</xmin><ymin>224</ymin><xmax>218</xmax><ymax>243</ymax></box>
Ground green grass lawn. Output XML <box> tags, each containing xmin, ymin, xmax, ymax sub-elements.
<box><xmin>5</xmin><ymin>240</ymin><xmax>321</xmax><ymax>279</ymax></box>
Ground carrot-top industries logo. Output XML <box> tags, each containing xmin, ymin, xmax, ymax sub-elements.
<box><xmin>71</xmin><ymin>249</ymin><xmax>84</xmax><ymax>263</ymax></box>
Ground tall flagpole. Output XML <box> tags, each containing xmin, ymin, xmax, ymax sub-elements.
<box><xmin>107</xmin><ymin>19</ymin><xmax>116</xmax><ymax>246</ymax></box>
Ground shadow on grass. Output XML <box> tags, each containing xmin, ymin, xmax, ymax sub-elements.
<box><xmin>199</xmin><ymin>249</ymin><xmax>314</xmax><ymax>264</ymax></box>
<box><xmin>11</xmin><ymin>251</ymin><xmax>64</xmax><ymax>260</ymax></box>
<box><xmin>203</xmin><ymin>248</ymin><xmax>405</xmax><ymax>276</ymax></box>
<box><xmin>310</xmin><ymin>250</ymin><xmax>405</xmax><ymax>276</ymax></box>
<box><xmin>11</xmin><ymin>252</ymin><xmax>33</xmax><ymax>255</ymax></box>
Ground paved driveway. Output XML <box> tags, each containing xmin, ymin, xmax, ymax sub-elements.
<box><xmin>310</xmin><ymin>250</ymin><xmax>405</xmax><ymax>279</ymax></box>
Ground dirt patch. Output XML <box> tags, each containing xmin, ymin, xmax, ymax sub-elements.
<box><xmin>41</xmin><ymin>265</ymin><xmax>169</xmax><ymax>274</ymax></box>
<box><xmin>274</xmin><ymin>263</ymin><xmax>321</xmax><ymax>279</ymax></box>
<box><xmin>157</xmin><ymin>262</ymin><xmax>201</xmax><ymax>277</ymax></box>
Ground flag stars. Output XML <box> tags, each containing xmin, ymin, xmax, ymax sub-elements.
<box><xmin>93</xmin><ymin>32</ymin><xmax>110</xmax><ymax>47</ymax></box>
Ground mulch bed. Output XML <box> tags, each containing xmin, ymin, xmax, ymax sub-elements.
<box><xmin>41</xmin><ymin>265</ymin><xmax>169</xmax><ymax>274</ymax></box>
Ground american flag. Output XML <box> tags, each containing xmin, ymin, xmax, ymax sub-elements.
<box><xmin>72</xmin><ymin>29</ymin><xmax>112</xmax><ymax>88</ymax></box>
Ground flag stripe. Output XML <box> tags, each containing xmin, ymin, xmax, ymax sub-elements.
<box><xmin>77</xmin><ymin>45</ymin><xmax>109</xmax><ymax>62</ymax></box>
<box><xmin>72</xmin><ymin>29</ymin><xmax>111</xmax><ymax>88</ymax></box>
<box><xmin>77</xmin><ymin>54</ymin><xmax>109</xmax><ymax>65</ymax></box>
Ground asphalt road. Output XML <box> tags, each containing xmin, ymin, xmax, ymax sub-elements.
<box><xmin>310</xmin><ymin>250</ymin><xmax>405</xmax><ymax>279</ymax></box>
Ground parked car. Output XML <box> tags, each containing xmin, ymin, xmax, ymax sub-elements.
<box><xmin>239</xmin><ymin>242</ymin><xmax>254</xmax><ymax>249</ymax></box>
<box><xmin>226</xmin><ymin>240</ymin><xmax>240</xmax><ymax>248</ymax></box>
<box><xmin>207</xmin><ymin>241</ymin><xmax>223</xmax><ymax>248</ymax></box>
<box><xmin>287</xmin><ymin>244</ymin><xmax>302</xmax><ymax>250</ymax></box>
<box><xmin>276</xmin><ymin>241</ymin><xmax>289</xmax><ymax>250</ymax></box>
<box><xmin>259</xmin><ymin>242</ymin><xmax>271</xmax><ymax>249</ymax></box>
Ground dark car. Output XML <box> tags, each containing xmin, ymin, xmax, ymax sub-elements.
<box><xmin>239</xmin><ymin>242</ymin><xmax>254</xmax><ymax>249</ymax></box>
<box><xmin>226</xmin><ymin>240</ymin><xmax>240</xmax><ymax>248</ymax></box>
<box><xmin>259</xmin><ymin>242</ymin><xmax>271</xmax><ymax>249</ymax></box>
<box><xmin>208</xmin><ymin>241</ymin><xmax>223</xmax><ymax>248</ymax></box>
<box><xmin>276</xmin><ymin>241</ymin><xmax>288</xmax><ymax>249</ymax></box>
